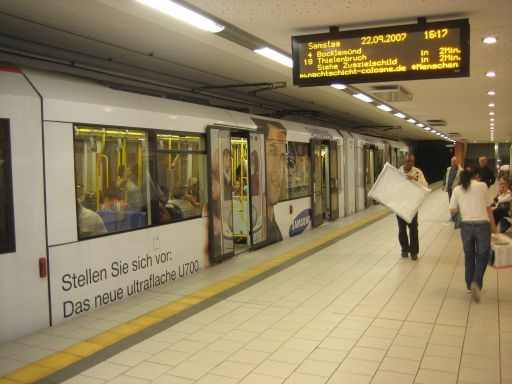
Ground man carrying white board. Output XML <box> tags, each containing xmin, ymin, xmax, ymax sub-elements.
<box><xmin>397</xmin><ymin>155</ymin><xmax>428</xmax><ymax>260</ymax></box>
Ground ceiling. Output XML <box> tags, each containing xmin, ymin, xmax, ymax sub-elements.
<box><xmin>0</xmin><ymin>0</ymin><xmax>510</xmax><ymax>143</ymax></box>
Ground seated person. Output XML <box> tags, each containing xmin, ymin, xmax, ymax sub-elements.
<box><xmin>158</xmin><ymin>185</ymin><xmax>172</xmax><ymax>223</ymax></box>
<box><xmin>77</xmin><ymin>200</ymin><xmax>107</xmax><ymax>237</ymax></box>
<box><xmin>232</xmin><ymin>179</ymin><xmax>242</xmax><ymax>196</ymax></box>
<box><xmin>168</xmin><ymin>185</ymin><xmax>199</xmax><ymax>219</ymax></box>
<box><xmin>101</xmin><ymin>188</ymin><xmax>129</xmax><ymax>211</ymax></box>
<box><xmin>185</xmin><ymin>177</ymin><xmax>201</xmax><ymax>208</ymax></box>
<box><xmin>492</xmin><ymin>180</ymin><xmax>512</xmax><ymax>232</ymax></box>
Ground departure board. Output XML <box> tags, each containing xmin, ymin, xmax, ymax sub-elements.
<box><xmin>292</xmin><ymin>19</ymin><xmax>469</xmax><ymax>86</ymax></box>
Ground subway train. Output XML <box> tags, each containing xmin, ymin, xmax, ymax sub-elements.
<box><xmin>0</xmin><ymin>64</ymin><xmax>408</xmax><ymax>342</ymax></box>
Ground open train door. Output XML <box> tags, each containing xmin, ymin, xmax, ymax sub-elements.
<box><xmin>329</xmin><ymin>140</ymin><xmax>339</xmax><ymax>220</ymax></box>
<box><xmin>311</xmin><ymin>139</ymin><xmax>324</xmax><ymax>227</ymax></box>
<box><xmin>206</xmin><ymin>127</ymin><xmax>234</xmax><ymax>263</ymax></box>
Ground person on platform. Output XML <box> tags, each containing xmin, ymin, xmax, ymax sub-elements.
<box><xmin>397</xmin><ymin>154</ymin><xmax>428</xmax><ymax>260</ymax></box>
<box><xmin>443</xmin><ymin>156</ymin><xmax>463</xmax><ymax>201</ymax></box>
<box><xmin>449</xmin><ymin>167</ymin><xmax>497</xmax><ymax>302</ymax></box>
<box><xmin>442</xmin><ymin>156</ymin><xmax>463</xmax><ymax>222</ymax></box>
<box><xmin>474</xmin><ymin>156</ymin><xmax>495</xmax><ymax>188</ymax></box>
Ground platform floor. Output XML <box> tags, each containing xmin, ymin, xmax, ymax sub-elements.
<box><xmin>2</xmin><ymin>188</ymin><xmax>512</xmax><ymax>384</ymax></box>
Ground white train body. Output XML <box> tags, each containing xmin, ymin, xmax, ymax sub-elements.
<box><xmin>0</xmin><ymin>66</ymin><xmax>407</xmax><ymax>342</ymax></box>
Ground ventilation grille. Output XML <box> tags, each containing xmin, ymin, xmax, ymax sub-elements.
<box><xmin>426</xmin><ymin>119</ymin><xmax>447</xmax><ymax>126</ymax></box>
<box><xmin>368</xmin><ymin>85</ymin><xmax>412</xmax><ymax>102</ymax></box>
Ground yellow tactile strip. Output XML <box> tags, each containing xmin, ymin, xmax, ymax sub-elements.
<box><xmin>2</xmin><ymin>208</ymin><xmax>390</xmax><ymax>384</ymax></box>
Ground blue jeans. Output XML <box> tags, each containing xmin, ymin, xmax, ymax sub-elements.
<box><xmin>460</xmin><ymin>221</ymin><xmax>491</xmax><ymax>290</ymax></box>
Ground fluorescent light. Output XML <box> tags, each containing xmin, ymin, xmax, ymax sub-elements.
<box><xmin>393</xmin><ymin>112</ymin><xmax>406</xmax><ymax>118</ymax></box>
<box><xmin>488</xmin><ymin>90</ymin><xmax>496</xmax><ymax>95</ymax></box>
<box><xmin>331</xmin><ymin>83</ymin><xmax>348</xmax><ymax>90</ymax></box>
<box><xmin>254</xmin><ymin>47</ymin><xmax>293</xmax><ymax>68</ymax></box>
<box><xmin>136</xmin><ymin>0</ymin><xmax>225</xmax><ymax>33</ymax></box>
<box><xmin>407</xmin><ymin>118</ymin><xmax>416</xmax><ymax>123</ymax></box>
<box><xmin>483</xmin><ymin>36</ymin><xmax>497</xmax><ymax>44</ymax></box>
<box><xmin>377</xmin><ymin>104</ymin><xmax>392</xmax><ymax>112</ymax></box>
<box><xmin>431</xmin><ymin>129</ymin><xmax>437</xmax><ymax>134</ymax></box>
<box><xmin>416</xmin><ymin>123</ymin><xmax>425</xmax><ymax>128</ymax></box>
<box><xmin>490</xmin><ymin>118</ymin><xmax>495</xmax><ymax>121</ymax></box>
<box><xmin>486</xmin><ymin>71</ymin><xmax>496</xmax><ymax>77</ymax></box>
<box><xmin>488</xmin><ymin>103</ymin><xmax>495</xmax><ymax>107</ymax></box>
<box><xmin>423</xmin><ymin>126</ymin><xmax>431</xmax><ymax>131</ymax></box>
<box><xmin>353</xmin><ymin>93</ymin><xmax>374</xmax><ymax>103</ymax></box>
<box><xmin>489</xmin><ymin>112</ymin><xmax>495</xmax><ymax>116</ymax></box>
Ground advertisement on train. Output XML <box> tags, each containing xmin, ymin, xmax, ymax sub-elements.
<box><xmin>49</xmin><ymin>219</ymin><xmax>206</xmax><ymax>322</ymax></box>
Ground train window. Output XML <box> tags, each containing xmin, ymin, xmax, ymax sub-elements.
<box><xmin>155</xmin><ymin>132</ymin><xmax>206</xmax><ymax>222</ymax></box>
<box><xmin>0</xmin><ymin>119</ymin><xmax>15</xmax><ymax>253</ymax></box>
<box><xmin>286</xmin><ymin>142</ymin><xmax>311</xmax><ymax>199</ymax></box>
<box><xmin>74</xmin><ymin>126</ymin><xmax>151</xmax><ymax>238</ymax></box>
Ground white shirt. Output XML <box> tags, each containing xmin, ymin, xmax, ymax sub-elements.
<box><xmin>449</xmin><ymin>180</ymin><xmax>492</xmax><ymax>222</ymax></box>
<box><xmin>398</xmin><ymin>165</ymin><xmax>428</xmax><ymax>188</ymax></box>
<box><xmin>495</xmin><ymin>191</ymin><xmax>512</xmax><ymax>205</ymax></box>
<box><xmin>79</xmin><ymin>205</ymin><xmax>108</xmax><ymax>235</ymax></box>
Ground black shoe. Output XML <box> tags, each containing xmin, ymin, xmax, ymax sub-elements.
<box><xmin>401</xmin><ymin>252</ymin><xmax>409</xmax><ymax>258</ymax></box>
<box><xmin>410</xmin><ymin>254</ymin><xmax>418</xmax><ymax>260</ymax></box>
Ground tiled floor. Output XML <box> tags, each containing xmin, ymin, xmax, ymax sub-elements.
<box><xmin>2</xmin><ymin>188</ymin><xmax>512</xmax><ymax>383</ymax></box>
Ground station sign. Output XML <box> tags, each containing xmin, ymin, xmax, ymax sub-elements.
<box><xmin>292</xmin><ymin>18</ymin><xmax>469</xmax><ymax>86</ymax></box>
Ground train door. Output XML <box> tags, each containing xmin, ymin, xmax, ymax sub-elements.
<box><xmin>363</xmin><ymin>145</ymin><xmax>375</xmax><ymax>207</ymax></box>
<box><xmin>248</xmin><ymin>131</ymin><xmax>267</xmax><ymax>249</ymax></box>
<box><xmin>375</xmin><ymin>148</ymin><xmax>385</xmax><ymax>179</ymax></box>
<box><xmin>311</xmin><ymin>140</ymin><xmax>323</xmax><ymax>227</ymax></box>
<box><xmin>311</xmin><ymin>139</ymin><xmax>339</xmax><ymax>227</ymax></box>
<box><xmin>231</xmin><ymin>134</ymin><xmax>250</xmax><ymax>254</ymax></box>
<box><xmin>342</xmin><ymin>133</ymin><xmax>355</xmax><ymax>216</ymax></box>
<box><xmin>206</xmin><ymin>127</ymin><xmax>234</xmax><ymax>263</ymax></box>
<box><xmin>329</xmin><ymin>141</ymin><xmax>339</xmax><ymax>220</ymax></box>
<box><xmin>392</xmin><ymin>148</ymin><xmax>398</xmax><ymax>167</ymax></box>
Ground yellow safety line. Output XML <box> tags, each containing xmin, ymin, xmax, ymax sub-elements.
<box><xmin>2</xmin><ymin>208</ymin><xmax>390</xmax><ymax>383</ymax></box>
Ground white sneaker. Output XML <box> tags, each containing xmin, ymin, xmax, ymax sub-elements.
<box><xmin>470</xmin><ymin>282</ymin><xmax>481</xmax><ymax>302</ymax></box>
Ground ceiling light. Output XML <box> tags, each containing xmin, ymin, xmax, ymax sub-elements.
<box><xmin>423</xmin><ymin>126</ymin><xmax>431</xmax><ymax>131</ymax></box>
<box><xmin>483</xmin><ymin>36</ymin><xmax>497</xmax><ymax>44</ymax></box>
<box><xmin>435</xmin><ymin>132</ymin><xmax>442</xmax><ymax>136</ymax></box>
<box><xmin>490</xmin><ymin>123</ymin><xmax>495</xmax><ymax>126</ymax></box>
<box><xmin>431</xmin><ymin>129</ymin><xmax>437</xmax><ymax>134</ymax></box>
<box><xmin>416</xmin><ymin>123</ymin><xmax>425</xmax><ymax>128</ymax></box>
<box><xmin>488</xmin><ymin>90</ymin><xmax>496</xmax><ymax>96</ymax></box>
<box><xmin>393</xmin><ymin>112</ymin><xmax>406</xmax><ymax>118</ymax></box>
<box><xmin>331</xmin><ymin>83</ymin><xmax>348</xmax><ymax>90</ymax></box>
<box><xmin>407</xmin><ymin>118</ymin><xmax>416</xmax><ymax>123</ymax></box>
<box><xmin>135</xmin><ymin>0</ymin><xmax>225</xmax><ymax>33</ymax></box>
<box><xmin>254</xmin><ymin>47</ymin><xmax>293</xmax><ymax>68</ymax></box>
<box><xmin>377</xmin><ymin>104</ymin><xmax>392</xmax><ymax>112</ymax></box>
<box><xmin>489</xmin><ymin>112</ymin><xmax>495</xmax><ymax>116</ymax></box>
<box><xmin>488</xmin><ymin>103</ymin><xmax>495</xmax><ymax>107</ymax></box>
<box><xmin>353</xmin><ymin>93</ymin><xmax>374</xmax><ymax>103</ymax></box>
<box><xmin>490</xmin><ymin>118</ymin><xmax>495</xmax><ymax>121</ymax></box>
<box><xmin>486</xmin><ymin>71</ymin><xmax>496</xmax><ymax>77</ymax></box>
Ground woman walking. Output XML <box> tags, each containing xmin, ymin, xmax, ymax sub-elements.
<box><xmin>449</xmin><ymin>167</ymin><xmax>497</xmax><ymax>302</ymax></box>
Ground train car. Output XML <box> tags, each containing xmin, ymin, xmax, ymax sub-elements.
<box><xmin>0</xmin><ymin>65</ymin><xmax>405</xmax><ymax>342</ymax></box>
<box><xmin>351</xmin><ymin>133</ymin><xmax>386</xmax><ymax>210</ymax></box>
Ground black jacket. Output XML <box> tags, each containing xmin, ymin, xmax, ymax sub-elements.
<box><xmin>475</xmin><ymin>165</ymin><xmax>495</xmax><ymax>187</ymax></box>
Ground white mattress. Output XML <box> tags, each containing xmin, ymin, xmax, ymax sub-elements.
<box><xmin>369</xmin><ymin>163</ymin><xmax>430</xmax><ymax>223</ymax></box>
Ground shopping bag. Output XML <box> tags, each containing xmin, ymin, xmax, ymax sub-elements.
<box><xmin>490</xmin><ymin>233</ymin><xmax>512</xmax><ymax>269</ymax></box>
<box><xmin>368</xmin><ymin>163</ymin><xmax>430</xmax><ymax>223</ymax></box>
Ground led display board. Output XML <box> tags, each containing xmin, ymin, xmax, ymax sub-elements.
<box><xmin>292</xmin><ymin>18</ymin><xmax>469</xmax><ymax>86</ymax></box>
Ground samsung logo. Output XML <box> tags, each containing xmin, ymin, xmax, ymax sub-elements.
<box><xmin>289</xmin><ymin>209</ymin><xmax>312</xmax><ymax>237</ymax></box>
